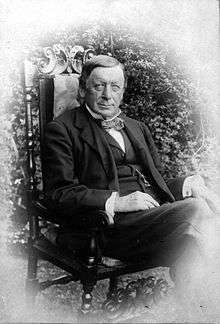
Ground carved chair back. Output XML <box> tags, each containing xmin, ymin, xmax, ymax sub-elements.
<box><xmin>24</xmin><ymin>45</ymin><xmax>95</xmax><ymax>194</ymax></box>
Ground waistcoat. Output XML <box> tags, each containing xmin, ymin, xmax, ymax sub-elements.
<box><xmin>103</xmin><ymin>129</ymin><xmax>162</xmax><ymax>203</ymax></box>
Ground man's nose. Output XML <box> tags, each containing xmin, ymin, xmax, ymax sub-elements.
<box><xmin>102</xmin><ymin>84</ymin><xmax>112</xmax><ymax>100</ymax></box>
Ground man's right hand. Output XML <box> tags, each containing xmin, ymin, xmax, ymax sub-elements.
<box><xmin>114</xmin><ymin>191</ymin><xmax>160</xmax><ymax>213</ymax></box>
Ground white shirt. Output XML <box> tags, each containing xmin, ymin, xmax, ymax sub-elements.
<box><xmin>85</xmin><ymin>104</ymin><xmax>125</xmax><ymax>152</ymax></box>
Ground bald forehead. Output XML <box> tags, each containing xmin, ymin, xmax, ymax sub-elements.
<box><xmin>87</xmin><ymin>66</ymin><xmax>125</xmax><ymax>85</ymax></box>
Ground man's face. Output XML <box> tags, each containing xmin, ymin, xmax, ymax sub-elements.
<box><xmin>84</xmin><ymin>65</ymin><xmax>125</xmax><ymax>119</ymax></box>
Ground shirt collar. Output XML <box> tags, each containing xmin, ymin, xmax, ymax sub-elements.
<box><xmin>85</xmin><ymin>104</ymin><xmax>122</xmax><ymax>121</ymax></box>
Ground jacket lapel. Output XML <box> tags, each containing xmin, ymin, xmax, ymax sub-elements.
<box><xmin>75</xmin><ymin>107</ymin><xmax>119</xmax><ymax>190</ymax></box>
<box><xmin>104</xmin><ymin>131</ymin><xmax>125</xmax><ymax>153</ymax></box>
<box><xmin>124</xmin><ymin>117</ymin><xmax>175</xmax><ymax>201</ymax></box>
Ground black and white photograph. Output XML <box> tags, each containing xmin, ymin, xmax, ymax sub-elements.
<box><xmin>0</xmin><ymin>0</ymin><xmax>220</xmax><ymax>322</ymax></box>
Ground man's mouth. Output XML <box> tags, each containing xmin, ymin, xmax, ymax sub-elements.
<box><xmin>98</xmin><ymin>103</ymin><xmax>113</xmax><ymax>107</ymax></box>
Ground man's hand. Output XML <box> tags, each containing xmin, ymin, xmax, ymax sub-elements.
<box><xmin>183</xmin><ymin>175</ymin><xmax>206</xmax><ymax>199</ymax></box>
<box><xmin>114</xmin><ymin>191</ymin><xmax>160</xmax><ymax>213</ymax></box>
<box><xmin>184</xmin><ymin>175</ymin><xmax>220</xmax><ymax>213</ymax></box>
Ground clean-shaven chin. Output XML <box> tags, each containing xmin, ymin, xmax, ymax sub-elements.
<box><xmin>98</xmin><ymin>105</ymin><xmax>115</xmax><ymax>116</ymax></box>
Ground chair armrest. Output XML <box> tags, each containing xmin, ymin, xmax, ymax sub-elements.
<box><xmin>31</xmin><ymin>201</ymin><xmax>111</xmax><ymax>265</ymax></box>
<box><xmin>32</xmin><ymin>200</ymin><xmax>111</xmax><ymax>229</ymax></box>
<box><xmin>74</xmin><ymin>210</ymin><xmax>112</xmax><ymax>229</ymax></box>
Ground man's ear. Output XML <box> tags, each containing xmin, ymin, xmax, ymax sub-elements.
<box><xmin>120</xmin><ymin>88</ymin><xmax>125</xmax><ymax>102</ymax></box>
<box><xmin>78</xmin><ymin>86</ymin><xmax>86</xmax><ymax>99</ymax></box>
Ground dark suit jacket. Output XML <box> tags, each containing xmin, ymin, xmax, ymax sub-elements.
<box><xmin>43</xmin><ymin>105</ymin><xmax>185</xmax><ymax>225</ymax></box>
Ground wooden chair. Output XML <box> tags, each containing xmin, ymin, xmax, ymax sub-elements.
<box><xmin>23</xmin><ymin>45</ymin><xmax>170</xmax><ymax>321</ymax></box>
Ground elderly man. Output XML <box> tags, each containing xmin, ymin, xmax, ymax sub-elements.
<box><xmin>43</xmin><ymin>55</ymin><xmax>218</xmax><ymax>289</ymax></box>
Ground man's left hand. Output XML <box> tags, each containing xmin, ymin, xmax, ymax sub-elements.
<box><xmin>183</xmin><ymin>175</ymin><xmax>206</xmax><ymax>198</ymax></box>
<box><xmin>184</xmin><ymin>175</ymin><xmax>220</xmax><ymax>213</ymax></box>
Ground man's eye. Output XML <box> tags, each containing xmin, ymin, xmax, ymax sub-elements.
<box><xmin>111</xmin><ymin>84</ymin><xmax>121</xmax><ymax>92</ymax></box>
<box><xmin>94</xmin><ymin>84</ymin><xmax>104</xmax><ymax>91</ymax></box>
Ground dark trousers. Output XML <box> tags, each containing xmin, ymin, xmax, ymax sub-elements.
<box><xmin>58</xmin><ymin>197</ymin><xmax>213</xmax><ymax>276</ymax></box>
<box><xmin>104</xmin><ymin>198</ymin><xmax>205</xmax><ymax>264</ymax></box>
<box><xmin>104</xmin><ymin>197</ymin><xmax>216</xmax><ymax>288</ymax></box>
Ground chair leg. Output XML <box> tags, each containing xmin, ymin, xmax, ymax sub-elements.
<box><xmin>25</xmin><ymin>239</ymin><xmax>39</xmax><ymax>307</ymax></box>
<box><xmin>107</xmin><ymin>276</ymin><xmax>118</xmax><ymax>298</ymax></box>
<box><xmin>77</xmin><ymin>275</ymin><xmax>97</xmax><ymax>323</ymax></box>
<box><xmin>80</xmin><ymin>279</ymin><xmax>96</xmax><ymax>314</ymax></box>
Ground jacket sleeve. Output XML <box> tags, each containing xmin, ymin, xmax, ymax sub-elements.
<box><xmin>140</xmin><ymin>122</ymin><xmax>187</xmax><ymax>200</ymax></box>
<box><xmin>42</xmin><ymin>121</ymin><xmax>114</xmax><ymax>217</ymax></box>
<box><xmin>166</xmin><ymin>177</ymin><xmax>187</xmax><ymax>200</ymax></box>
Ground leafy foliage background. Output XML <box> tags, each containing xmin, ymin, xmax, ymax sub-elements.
<box><xmin>2</xmin><ymin>22</ymin><xmax>219</xmax><ymax>245</ymax></box>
